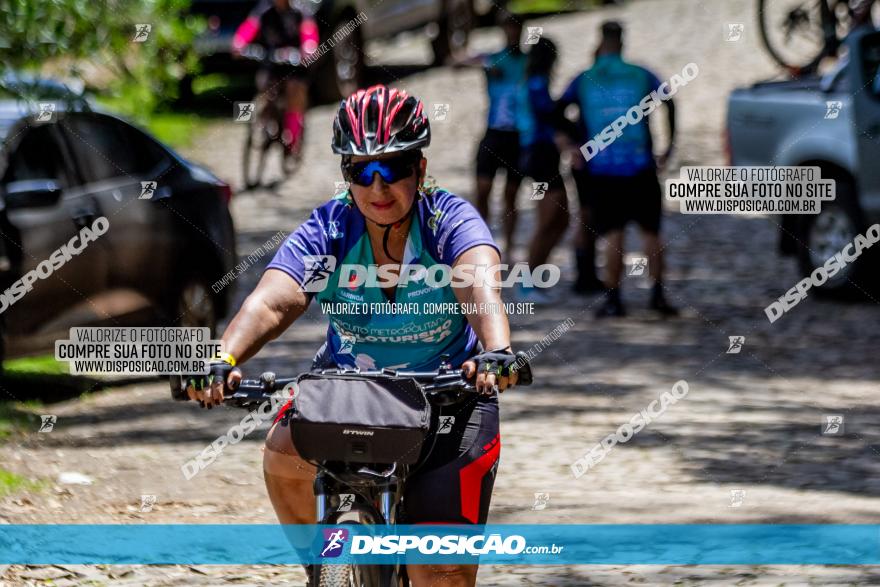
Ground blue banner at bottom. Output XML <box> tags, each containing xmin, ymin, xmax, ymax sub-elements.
<box><xmin>1</xmin><ymin>525</ymin><xmax>878</xmax><ymax>565</ymax></box>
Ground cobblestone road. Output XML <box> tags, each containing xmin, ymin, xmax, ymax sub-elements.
<box><xmin>3</xmin><ymin>0</ymin><xmax>879</xmax><ymax>584</ymax></box>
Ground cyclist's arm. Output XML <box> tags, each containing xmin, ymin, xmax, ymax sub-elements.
<box><xmin>451</xmin><ymin>245</ymin><xmax>510</xmax><ymax>352</ymax></box>
<box><xmin>648</xmin><ymin>70</ymin><xmax>675</xmax><ymax>167</ymax></box>
<box><xmin>660</xmin><ymin>97</ymin><xmax>676</xmax><ymax>165</ymax></box>
<box><xmin>233</xmin><ymin>16</ymin><xmax>262</xmax><ymax>52</ymax></box>
<box><xmin>220</xmin><ymin>269</ymin><xmax>309</xmax><ymax>364</ymax></box>
<box><xmin>555</xmin><ymin>76</ymin><xmax>583</xmax><ymax>139</ymax></box>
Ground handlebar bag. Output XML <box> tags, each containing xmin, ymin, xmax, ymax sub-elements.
<box><xmin>290</xmin><ymin>373</ymin><xmax>431</xmax><ymax>465</ymax></box>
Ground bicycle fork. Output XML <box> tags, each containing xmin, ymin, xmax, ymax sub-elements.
<box><xmin>313</xmin><ymin>472</ymin><xmax>400</xmax><ymax>525</ymax></box>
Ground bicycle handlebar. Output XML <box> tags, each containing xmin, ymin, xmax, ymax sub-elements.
<box><xmin>169</xmin><ymin>351</ymin><xmax>533</xmax><ymax>408</ymax></box>
<box><xmin>237</xmin><ymin>44</ymin><xmax>303</xmax><ymax>66</ymax></box>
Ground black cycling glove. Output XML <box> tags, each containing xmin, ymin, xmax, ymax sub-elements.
<box><xmin>187</xmin><ymin>356</ymin><xmax>239</xmax><ymax>393</ymax></box>
<box><xmin>471</xmin><ymin>348</ymin><xmax>533</xmax><ymax>385</ymax></box>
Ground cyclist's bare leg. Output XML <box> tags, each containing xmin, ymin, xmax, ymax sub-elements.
<box><xmin>407</xmin><ymin>564</ymin><xmax>478</xmax><ymax>587</ymax></box>
<box><xmin>285</xmin><ymin>78</ymin><xmax>308</xmax><ymax>114</ymax></box>
<box><xmin>263</xmin><ymin>420</ymin><xmax>315</xmax><ymax>524</ymax></box>
<box><xmin>283</xmin><ymin>78</ymin><xmax>308</xmax><ymax>154</ymax></box>
<box><xmin>265</xmin><ymin>423</ymin><xmax>479</xmax><ymax>585</ymax></box>
<box><xmin>527</xmin><ymin>185</ymin><xmax>569</xmax><ymax>268</ymax></box>
<box><xmin>502</xmin><ymin>173</ymin><xmax>521</xmax><ymax>256</ymax></box>
<box><xmin>603</xmin><ymin>229</ymin><xmax>624</xmax><ymax>288</ymax></box>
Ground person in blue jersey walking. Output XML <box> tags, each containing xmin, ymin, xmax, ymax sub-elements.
<box><xmin>557</xmin><ymin>21</ymin><xmax>678</xmax><ymax>317</ymax></box>
<box><xmin>514</xmin><ymin>36</ymin><xmax>569</xmax><ymax>304</ymax></box>
<box><xmin>185</xmin><ymin>85</ymin><xmax>530</xmax><ymax>587</ymax></box>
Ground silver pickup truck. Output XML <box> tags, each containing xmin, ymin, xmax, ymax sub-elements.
<box><xmin>727</xmin><ymin>28</ymin><xmax>880</xmax><ymax>293</ymax></box>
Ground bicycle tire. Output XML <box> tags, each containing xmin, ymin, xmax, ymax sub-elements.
<box><xmin>243</xmin><ymin>118</ymin><xmax>270</xmax><ymax>189</ymax></box>
<box><xmin>313</xmin><ymin>511</ymin><xmax>392</xmax><ymax>587</ymax></box>
<box><xmin>317</xmin><ymin>562</ymin><xmax>355</xmax><ymax>587</ymax></box>
<box><xmin>757</xmin><ymin>0</ymin><xmax>839</xmax><ymax>72</ymax></box>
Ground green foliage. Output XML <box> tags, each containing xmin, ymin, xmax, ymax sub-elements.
<box><xmin>0</xmin><ymin>468</ymin><xmax>44</xmax><ymax>496</ymax></box>
<box><xmin>0</xmin><ymin>0</ymin><xmax>204</xmax><ymax>114</ymax></box>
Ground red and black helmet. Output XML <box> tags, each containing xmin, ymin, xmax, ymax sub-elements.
<box><xmin>332</xmin><ymin>84</ymin><xmax>431</xmax><ymax>156</ymax></box>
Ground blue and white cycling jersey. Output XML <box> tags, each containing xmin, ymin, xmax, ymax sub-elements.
<box><xmin>266</xmin><ymin>189</ymin><xmax>499</xmax><ymax>371</ymax></box>
<box><xmin>559</xmin><ymin>54</ymin><xmax>664</xmax><ymax>177</ymax></box>
<box><xmin>483</xmin><ymin>50</ymin><xmax>528</xmax><ymax>131</ymax></box>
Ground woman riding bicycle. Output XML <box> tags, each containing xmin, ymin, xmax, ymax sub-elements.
<box><xmin>186</xmin><ymin>85</ymin><xmax>526</xmax><ymax>586</ymax></box>
<box><xmin>233</xmin><ymin>0</ymin><xmax>319</xmax><ymax>157</ymax></box>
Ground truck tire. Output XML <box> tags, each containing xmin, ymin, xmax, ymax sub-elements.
<box><xmin>796</xmin><ymin>176</ymin><xmax>875</xmax><ymax>297</ymax></box>
<box><xmin>432</xmin><ymin>0</ymin><xmax>474</xmax><ymax>65</ymax></box>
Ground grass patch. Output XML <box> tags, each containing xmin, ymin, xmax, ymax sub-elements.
<box><xmin>2</xmin><ymin>354</ymin><xmax>107</xmax><ymax>403</ymax></box>
<box><xmin>0</xmin><ymin>468</ymin><xmax>45</xmax><ymax>497</ymax></box>
<box><xmin>4</xmin><ymin>354</ymin><xmax>68</xmax><ymax>376</ymax></box>
<box><xmin>94</xmin><ymin>95</ymin><xmax>210</xmax><ymax>150</ymax></box>
<box><xmin>144</xmin><ymin>112</ymin><xmax>209</xmax><ymax>149</ymax></box>
<box><xmin>509</xmin><ymin>0</ymin><xmax>596</xmax><ymax>14</ymax></box>
<box><xmin>192</xmin><ymin>73</ymin><xmax>233</xmax><ymax>96</ymax></box>
<box><xmin>0</xmin><ymin>401</ymin><xmax>40</xmax><ymax>440</ymax></box>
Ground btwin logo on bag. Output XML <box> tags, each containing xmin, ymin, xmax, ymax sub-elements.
<box><xmin>342</xmin><ymin>429</ymin><xmax>375</xmax><ymax>436</ymax></box>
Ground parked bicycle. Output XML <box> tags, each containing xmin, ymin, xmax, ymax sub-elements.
<box><xmin>758</xmin><ymin>0</ymin><xmax>877</xmax><ymax>73</ymax></box>
<box><xmin>170</xmin><ymin>353</ymin><xmax>533</xmax><ymax>586</ymax></box>
<box><xmin>239</xmin><ymin>44</ymin><xmax>305</xmax><ymax>189</ymax></box>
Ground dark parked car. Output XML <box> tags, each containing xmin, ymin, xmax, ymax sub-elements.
<box><xmin>0</xmin><ymin>86</ymin><xmax>236</xmax><ymax>361</ymax></box>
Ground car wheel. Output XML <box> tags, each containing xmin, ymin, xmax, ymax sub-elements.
<box><xmin>175</xmin><ymin>280</ymin><xmax>217</xmax><ymax>335</ymax></box>
<box><xmin>432</xmin><ymin>0</ymin><xmax>474</xmax><ymax>65</ymax></box>
<box><xmin>797</xmin><ymin>177</ymin><xmax>872</xmax><ymax>296</ymax></box>
<box><xmin>332</xmin><ymin>19</ymin><xmax>365</xmax><ymax>98</ymax></box>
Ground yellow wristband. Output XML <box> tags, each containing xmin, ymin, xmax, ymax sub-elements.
<box><xmin>212</xmin><ymin>352</ymin><xmax>237</xmax><ymax>367</ymax></box>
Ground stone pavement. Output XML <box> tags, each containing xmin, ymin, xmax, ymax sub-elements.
<box><xmin>2</xmin><ymin>0</ymin><xmax>879</xmax><ymax>584</ymax></box>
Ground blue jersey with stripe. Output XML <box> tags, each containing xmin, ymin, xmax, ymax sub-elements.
<box><xmin>266</xmin><ymin>189</ymin><xmax>498</xmax><ymax>370</ymax></box>
<box><xmin>559</xmin><ymin>54</ymin><xmax>663</xmax><ymax>176</ymax></box>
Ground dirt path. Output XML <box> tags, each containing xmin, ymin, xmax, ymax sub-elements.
<box><xmin>3</xmin><ymin>0</ymin><xmax>880</xmax><ymax>584</ymax></box>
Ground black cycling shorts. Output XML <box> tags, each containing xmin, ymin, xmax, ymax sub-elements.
<box><xmin>521</xmin><ymin>143</ymin><xmax>564</xmax><ymax>191</ymax></box>
<box><xmin>271</xmin><ymin>344</ymin><xmax>501</xmax><ymax>525</ymax></box>
<box><xmin>476</xmin><ymin>128</ymin><xmax>523</xmax><ymax>180</ymax></box>
<box><xmin>573</xmin><ymin>168</ymin><xmax>662</xmax><ymax>234</ymax></box>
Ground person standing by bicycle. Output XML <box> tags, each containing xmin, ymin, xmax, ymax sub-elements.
<box><xmin>185</xmin><ymin>85</ymin><xmax>527</xmax><ymax>586</ymax></box>
<box><xmin>232</xmin><ymin>0</ymin><xmax>319</xmax><ymax>158</ymax></box>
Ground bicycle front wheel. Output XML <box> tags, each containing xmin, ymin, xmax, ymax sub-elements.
<box><xmin>757</xmin><ymin>0</ymin><xmax>838</xmax><ymax>72</ymax></box>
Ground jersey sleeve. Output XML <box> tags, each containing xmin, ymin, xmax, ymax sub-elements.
<box><xmin>431</xmin><ymin>192</ymin><xmax>500</xmax><ymax>266</ymax></box>
<box><xmin>557</xmin><ymin>76</ymin><xmax>580</xmax><ymax>108</ymax></box>
<box><xmin>265</xmin><ymin>208</ymin><xmax>331</xmax><ymax>288</ymax></box>
<box><xmin>527</xmin><ymin>76</ymin><xmax>555</xmax><ymax>121</ymax></box>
